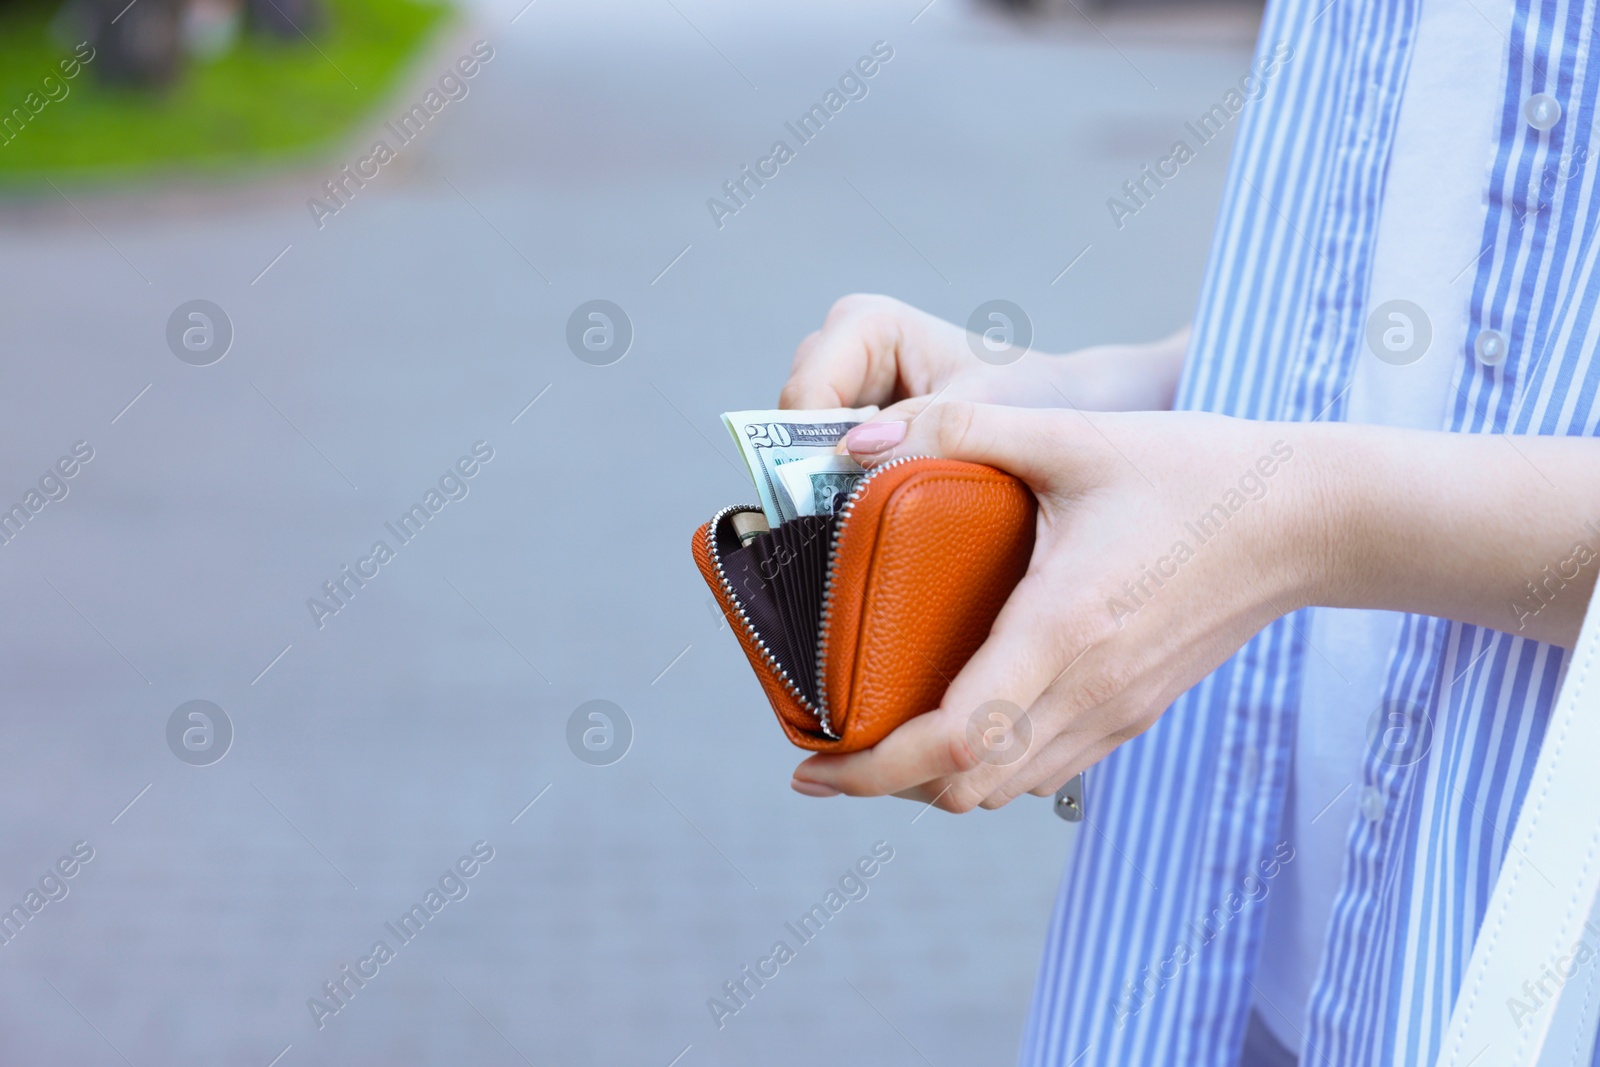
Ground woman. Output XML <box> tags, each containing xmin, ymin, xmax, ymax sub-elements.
<box><xmin>778</xmin><ymin>0</ymin><xmax>1600</xmax><ymax>1061</ymax></box>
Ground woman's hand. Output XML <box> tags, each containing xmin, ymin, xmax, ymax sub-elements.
<box><xmin>779</xmin><ymin>293</ymin><xmax>1188</xmax><ymax>414</ymax></box>
<box><xmin>791</xmin><ymin>400</ymin><xmax>1324</xmax><ymax>809</ymax></box>
<box><xmin>789</xmin><ymin>401</ymin><xmax>1600</xmax><ymax>810</ymax></box>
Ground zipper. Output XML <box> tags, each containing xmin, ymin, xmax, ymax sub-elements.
<box><xmin>704</xmin><ymin>454</ymin><xmax>932</xmax><ymax>740</ymax></box>
<box><xmin>812</xmin><ymin>454</ymin><xmax>928</xmax><ymax>737</ymax></box>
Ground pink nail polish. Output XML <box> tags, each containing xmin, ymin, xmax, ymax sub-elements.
<box><xmin>844</xmin><ymin>420</ymin><xmax>907</xmax><ymax>454</ymax></box>
<box><xmin>791</xmin><ymin>778</ymin><xmax>841</xmax><ymax>798</ymax></box>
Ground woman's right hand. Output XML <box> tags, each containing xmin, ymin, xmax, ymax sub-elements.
<box><xmin>778</xmin><ymin>294</ymin><xmax>1023</xmax><ymax>411</ymax></box>
<box><xmin>778</xmin><ymin>293</ymin><xmax>1189</xmax><ymax>415</ymax></box>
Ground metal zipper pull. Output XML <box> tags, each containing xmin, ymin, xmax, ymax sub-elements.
<box><xmin>1054</xmin><ymin>774</ymin><xmax>1085</xmax><ymax>822</ymax></box>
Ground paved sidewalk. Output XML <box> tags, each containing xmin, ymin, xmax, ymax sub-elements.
<box><xmin>0</xmin><ymin>1</ymin><xmax>1254</xmax><ymax>1063</ymax></box>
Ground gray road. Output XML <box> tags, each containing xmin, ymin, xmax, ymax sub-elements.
<box><xmin>0</xmin><ymin>1</ymin><xmax>1253</xmax><ymax>1063</ymax></box>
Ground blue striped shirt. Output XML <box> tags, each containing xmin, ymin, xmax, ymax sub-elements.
<box><xmin>1020</xmin><ymin>0</ymin><xmax>1600</xmax><ymax>1062</ymax></box>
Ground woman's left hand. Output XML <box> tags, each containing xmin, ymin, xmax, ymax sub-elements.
<box><xmin>789</xmin><ymin>399</ymin><xmax>1329</xmax><ymax>810</ymax></box>
<box><xmin>788</xmin><ymin>386</ymin><xmax>1600</xmax><ymax>810</ymax></box>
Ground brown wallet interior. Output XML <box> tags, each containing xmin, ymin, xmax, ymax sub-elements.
<box><xmin>711</xmin><ymin>510</ymin><xmax>836</xmax><ymax>707</ymax></box>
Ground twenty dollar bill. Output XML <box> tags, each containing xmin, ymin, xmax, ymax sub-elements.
<box><xmin>722</xmin><ymin>406</ymin><xmax>877</xmax><ymax>525</ymax></box>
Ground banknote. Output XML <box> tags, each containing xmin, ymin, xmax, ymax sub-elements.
<box><xmin>776</xmin><ymin>455</ymin><xmax>866</xmax><ymax>518</ymax></box>
<box><xmin>722</xmin><ymin>406</ymin><xmax>878</xmax><ymax>526</ymax></box>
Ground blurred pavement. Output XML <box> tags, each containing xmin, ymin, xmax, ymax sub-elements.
<box><xmin>0</xmin><ymin>0</ymin><xmax>1256</xmax><ymax>1063</ymax></box>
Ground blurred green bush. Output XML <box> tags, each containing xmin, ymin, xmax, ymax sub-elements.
<box><xmin>0</xmin><ymin>0</ymin><xmax>453</xmax><ymax>181</ymax></box>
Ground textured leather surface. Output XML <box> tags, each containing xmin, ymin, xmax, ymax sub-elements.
<box><xmin>693</xmin><ymin>460</ymin><xmax>1036</xmax><ymax>753</ymax></box>
<box><xmin>824</xmin><ymin>461</ymin><xmax>1035</xmax><ymax>750</ymax></box>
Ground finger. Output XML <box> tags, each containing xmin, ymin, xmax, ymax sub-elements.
<box><xmin>891</xmin><ymin>783</ymin><xmax>953</xmax><ymax>806</ymax></box>
<box><xmin>895</xmin><ymin>775</ymin><xmax>980</xmax><ymax>813</ymax></box>
<box><xmin>985</xmin><ymin>733</ymin><xmax>1117</xmax><ymax>808</ymax></box>
<box><xmin>1001</xmin><ymin>666</ymin><xmax>1167</xmax><ymax>805</ymax></box>
<box><xmin>844</xmin><ymin>400</ymin><xmax>1087</xmax><ymax>488</ymax></box>
<box><xmin>926</xmin><ymin>577</ymin><xmax>1108</xmax><ymax>808</ymax></box>
<box><xmin>832</xmin><ymin>395</ymin><xmax>936</xmax><ymax>457</ymax></box>
<box><xmin>778</xmin><ymin>297</ymin><xmax>907</xmax><ymax>410</ymax></box>
<box><xmin>790</xmin><ymin>707</ymin><xmax>978</xmax><ymax>800</ymax></box>
<box><xmin>1023</xmin><ymin>739</ymin><xmax>1116</xmax><ymax>800</ymax></box>
<box><xmin>897</xmin><ymin>725</ymin><xmax>1097</xmax><ymax>814</ymax></box>
<box><xmin>792</xmin><ymin>576</ymin><xmax>1097</xmax><ymax>809</ymax></box>
<box><xmin>845</xmin><ymin>389</ymin><xmax>999</xmax><ymax>461</ymax></box>
<box><xmin>978</xmin><ymin>734</ymin><xmax>1080</xmax><ymax>810</ymax></box>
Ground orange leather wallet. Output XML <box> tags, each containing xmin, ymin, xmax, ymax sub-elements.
<box><xmin>692</xmin><ymin>456</ymin><xmax>1037</xmax><ymax>753</ymax></box>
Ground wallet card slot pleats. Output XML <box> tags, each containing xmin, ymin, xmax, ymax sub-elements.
<box><xmin>715</xmin><ymin>513</ymin><xmax>835</xmax><ymax>707</ymax></box>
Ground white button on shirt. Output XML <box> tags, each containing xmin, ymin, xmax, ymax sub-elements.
<box><xmin>1359</xmin><ymin>786</ymin><xmax>1385</xmax><ymax>823</ymax></box>
<box><xmin>1525</xmin><ymin>93</ymin><xmax>1562</xmax><ymax>131</ymax></box>
<box><xmin>1476</xmin><ymin>327</ymin><xmax>1508</xmax><ymax>366</ymax></box>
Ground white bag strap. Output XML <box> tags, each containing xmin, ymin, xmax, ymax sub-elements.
<box><xmin>1438</xmin><ymin>584</ymin><xmax>1600</xmax><ymax>1067</ymax></box>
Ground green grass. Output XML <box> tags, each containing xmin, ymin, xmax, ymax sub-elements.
<box><xmin>0</xmin><ymin>0</ymin><xmax>453</xmax><ymax>181</ymax></box>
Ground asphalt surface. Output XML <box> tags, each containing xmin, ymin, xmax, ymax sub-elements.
<box><xmin>0</xmin><ymin>0</ymin><xmax>1255</xmax><ymax>1063</ymax></box>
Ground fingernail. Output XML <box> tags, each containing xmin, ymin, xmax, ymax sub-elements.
<box><xmin>844</xmin><ymin>420</ymin><xmax>906</xmax><ymax>454</ymax></box>
<box><xmin>791</xmin><ymin>778</ymin><xmax>841</xmax><ymax>798</ymax></box>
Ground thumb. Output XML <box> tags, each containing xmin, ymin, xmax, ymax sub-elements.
<box><xmin>842</xmin><ymin>400</ymin><xmax>1073</xmax><ymax>488</ymax></box>
<box><xmin>827</xmin><ymin>384</ymin><xmax>974</xmax><ymax>457</ymax></box>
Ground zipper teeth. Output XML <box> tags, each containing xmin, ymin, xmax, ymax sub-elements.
<box><xmin>705</xmin><ymin>453</ymin><xmax>932</xmax><ymax>741</ymax></box>
<box><xmin>813</xmin><ymin>454</ymin><xmax>931</xmax><ymax>737</ymax></box>
<box><xmin>705</xmin><ymin>504</ymin><xmax>818</xmax><ymax>715</ymax></box>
